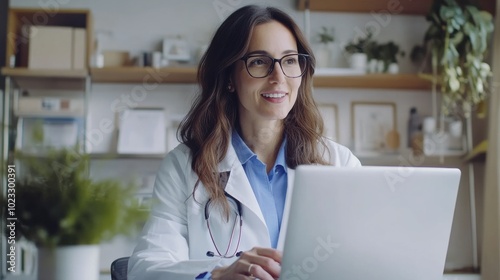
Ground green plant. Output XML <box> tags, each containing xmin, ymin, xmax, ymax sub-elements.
<box><xmin>378</xmin><ymin>41</ymin><xmax>406</xmax><ymax>71</ymax></box>
<box><xmin>2</xmin><ymin>147</ymin><xmax>148</xmax><ymax>248</ymax></box>
<box><xmin>413</xmin><ymin>0</ymin><xmax>494</xmax><ymax>116</ymax></box>
<box><xmin>317</xmin><ymin>26</ymin><xmax>335</xmax><ymax>44</ymax></box>
<box><xmin>364</xmin><ymin>41</ymin><xmax>381</xmax><ymax>60</ymax></box>
<box><xmin>344</xmin><ymin>29</ymin><xmax>374</xmax><ymax>54</ymax></box>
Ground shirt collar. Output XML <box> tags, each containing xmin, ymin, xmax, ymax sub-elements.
<box><xmin>231</xmin><ymin>130</ymin><xmax>255</xmax><ymax>165</ymax></box>
<box><xmin>275</xmin><ymin>137</ymin><xmax>287</xmax><ymax>174</ymax></box>
<box><xmin>231</xmin><ymin>130</ymin><xmax>288</xmax><ymax>173</ymax></box>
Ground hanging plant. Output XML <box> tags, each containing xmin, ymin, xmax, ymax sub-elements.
<box><xmin>412</xmin><ymin>0</ymin><xmax>494</xmax><ymax>117</ymax></box>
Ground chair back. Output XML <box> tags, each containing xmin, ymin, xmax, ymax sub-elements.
<box><xmin>111</xmin><ymin>257</ymin><xmax>130</xmax><ymax>280</ymax></box>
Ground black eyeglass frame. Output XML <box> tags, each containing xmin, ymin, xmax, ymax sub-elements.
<box><xmin>239</xmin><ymin>53</ymin><xmax>310</xmax><ymax>78</ymax></box>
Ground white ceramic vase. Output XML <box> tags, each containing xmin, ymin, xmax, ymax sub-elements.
<box><xmin>376</xmin><ymin>60</ymin><xmax>385</xmax><ymax>73</ymax></box>
<box><xmin>37</xmin><ymin>245</ymin><xmax>100</xmax><ymax>280</ymax></box>
<box><xmin>388</xmin><ymin>62</ymin><xmax>399</xmax><ymax>74</ymax></box>
<box><xmin>349</xmin><ymin>53</ymin><xmax>367</xmax><ymax>72</ymax></box>
<box><xmin>315</xmin><ymin>44</ymin><xmax>331</xmax><ymax>68</ymax></box>
<box><xmin>368</xmin><ymin>59</ymin><xmax>378</xmax><ymax>73</ymax></box>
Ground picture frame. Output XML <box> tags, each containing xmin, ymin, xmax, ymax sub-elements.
<box><xmin>162</xmin><ymin>37</ymin><xmax>191</xmax><ymax>62</ymax></box>
<box><xmin>351</xmin><ymin>102</ymin><xmax>397</xmax><ymax>154</ymax></box>
<box><xmin>317</xmin><ymin>103</ymin><xmax>339</xmax><ymax>142</ymax></box>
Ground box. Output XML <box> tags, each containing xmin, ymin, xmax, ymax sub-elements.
<box><xmin>17</xmin><ymin>97</ymin><xmax>84</xmax><ymax>117</ymax></box>
<box><xmin>103</xmin><ymin>51</ymin><xmax>130</xmax><ymax>67</ymax></box>
<box><xmin>28</xmin><ymin>26</ymin><xmax>73</xmax><ymax>69</ymax></box>
<box><xmin>72</xmin><ymin>28</ymin><xmax>87</xmax><ymax>69</ymax></box>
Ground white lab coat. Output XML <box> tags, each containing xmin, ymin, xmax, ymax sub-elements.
<box><xmin>128</xmin><ymin>138</ymin><xmax>361</xmax><ymax>280</ymax></box>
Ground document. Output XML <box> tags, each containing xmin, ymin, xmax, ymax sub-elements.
<box><xmin>117</xmin><ymin>108</ymin><xmax>166</xmax><ymax>154</ymax></box>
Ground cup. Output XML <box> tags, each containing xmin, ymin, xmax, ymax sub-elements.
<box><xmin>152</xmin><ymin>52</ymin><xmax>163</xmax><ymax>68</ymax></box>
<box><xmin>449</xmin><ymin>120</ymin><xmax>463</xmax><ymax>138</ymax></box>
<box><xmin>423</xmin><ymin>117</ymin><xmax>436</xmax><ymax>134</ymax></box>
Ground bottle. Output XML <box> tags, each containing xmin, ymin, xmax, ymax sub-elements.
<box><xmin>407</xmin><ymin>107</ymin><xmax>420</xmax><ymax>148</ymax></box>
<box><xmin>411</xmin><ymin>124</ymin><xmax>424</xmax><ymax>156</ymax></box>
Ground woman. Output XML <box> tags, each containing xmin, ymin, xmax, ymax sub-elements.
<box><xmin>128</xmin><ymin>5</ymin><xmax>360</xmax><ymax>280</ymax></box>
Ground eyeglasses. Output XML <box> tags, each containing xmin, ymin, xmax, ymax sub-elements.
<box><xmin>240</xmin><ymin>53</ymin><xmax>309</xmax><ymax>78</ymax></box>
<box><xmin>205</xmin><ymin>192</ymin><xmax>243</xmax><ymax>258</ymax></box>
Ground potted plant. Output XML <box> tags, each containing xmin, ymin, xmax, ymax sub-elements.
<box><xmin>315</xmin><ymin>26</ymin><xmax>335</xmax><ymax>68</ymax></box>
<box><xmin>364</xmin><ymin>41</ymin><xmax>381</xmax><ymax>73</ymax></box>
<box><xmin>411</xmin><ymin>0</ymin><xmax>494</xmax><ymax>117</ymax></box>
<box><xmin>344</xmin><ymin>29</ymin><xmax>374</xmax><ymax>72</ymax></box>
<box><xmin>378</xmin><ymin>41</ymin><xmax>405</xmax><ymax>73</ymax></box>
<box><xmin>2</xmin><ymin>147</ymin><xmax>147</xmax><ymax>280</ymax></box>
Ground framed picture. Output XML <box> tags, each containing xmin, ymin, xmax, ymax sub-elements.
<box><xmin>351</xmin><ymin>102</ymin><xmax>397</xmax><ymax>154</ymax></box>
<box><xmin>318</xmin><ymin>103</ymin><xmax>339</xmax><ymax>142</ymax></box>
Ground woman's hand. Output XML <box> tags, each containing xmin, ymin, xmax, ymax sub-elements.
<box><xmin>211</xmin><ymin>247</ymin><xmax>282</xmax><ymax>280</ymax></box>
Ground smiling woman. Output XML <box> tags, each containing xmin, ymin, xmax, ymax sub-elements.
<box><xmin>127</xmin><ymin>5</ymin><xmax>361</xmax><ymax>280</ymax></box>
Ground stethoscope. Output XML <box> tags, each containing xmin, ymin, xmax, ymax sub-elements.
<box><xmin>205</xmin><ymin>192</ymin><xmax>243</xmax><ymax>258</ymax></box>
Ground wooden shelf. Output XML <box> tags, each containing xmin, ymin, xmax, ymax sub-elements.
<box><xmin>90</xmin><ymin>67</ymin><xmax>430</xmax><ymax>89</ymax></box>
<box><xmin>358</xmin><ymin>149</ymin><xmax>464</xmax><ymax>167</ymax></box>
<box><xmin>90</xmin><ymin>67</ymin><xmax>197</xmax><ymax>84</ymax></box>
<box><xmin>313</xmin><ymin>73</ymin><xmax>432</xmax><ymax>89</ymax></box>
<box><xmin>296</xmin><ymin>0</ymin><xmax>495</xmax><ymax>15</ymax></box>
<box><xmin>2</xmin><ymin>67</ymin><xmax>88</xmax><ymax>90</ymax></box>
<box><xmin>463</xmin><ymin>140</ymin><xmax>488</xmax><ymax>162</ymax></box>
<box><xmin>89</xmin><ymin>153</ymin><xmax>165</xmax><ymax>160</ymax></box>
<box><xmin>2</xmin><ymin>67</ymin><xmax>88</xmax><ymax>78</ymax></box>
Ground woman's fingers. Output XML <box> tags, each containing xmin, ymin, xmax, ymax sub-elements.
<box><xmin>239</xmin><ymin>247</ymin><xmax>282</xmax><ymax>279</ymax></box>
<box><xmin>211</xmin><ymin>247</ymin><xmax>282</xmax><ymax>280</ymax></box>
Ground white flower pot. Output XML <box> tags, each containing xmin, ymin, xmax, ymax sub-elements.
<box><xmin>368</xmin><ymin>59</ymin><xmax>378</xmax><ymax>73</ymax></box>
<box><xmin>315</xmin><ymin>44</ymin><xmax>331</xmax><ymax>68</ymax></box>
<box><xmin>388</xmin><ymin>63</ymin><xmax>399</xmax><ymax>74</ymax></box>
<box><xmin>37</xmin><ymin>245</ymin><xmax>100</xmax><ymax>280</ymax></box>
<box><xmin>376</xmin><ymin>60</ymin><xmax>385</xmax><ymax>73</ymax></box>
<box><xmin>349</xmin><ymin>53</ymin><xmax>367</xmax><ymax>72</ymax></box>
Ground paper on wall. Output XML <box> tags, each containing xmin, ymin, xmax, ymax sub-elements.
<box><xmin>117</xmin><ymin>109</ymin><xmax>166</xmax><ymax>154</ymax></box>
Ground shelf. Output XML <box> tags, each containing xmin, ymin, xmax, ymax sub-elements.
<box><xmin>89</xmin><ymin>153</ymin><xmax>165</xmax><ymax>160</ymax></box>
<box><xmin>90</xmin><ymin>66</ymin><xmax>197</xmax><ymax>84</ymax></box>
<box><xmin>357</xmin><ymin>149</ymin><xmax>464</xmax><ymax>167</ymax></box>
<box><xmin>313</xmin><ymin>73</ymin><xmax>431</xmax><ymax>89</ymax></box>
<box><xmin>89</xmin><ymin>66</ymin><xmax>431</xmax><ymax>89</ymax></box>
<box><xmin>2</xmin><ymin>67</ymin><xmax>88</xmax><ymax>78</ymax></box>
<box><xmin>2</xmin><ymin>67</ymin><xmax>88</xmax><ymax>90</ymax></box>
<box><xmin>296</xmin><ymin>0</ymin><xmax>495</xmax><ymax>15</ymax></box>
<box><xmin>463</xmin><ymin>140</ymin><xmax>488</xmax><ymax>162</ymax></box>
<box><xmin>1</xmin><ymin>67</ymin><xmax>432</xmax><ymax>90</ymax></box>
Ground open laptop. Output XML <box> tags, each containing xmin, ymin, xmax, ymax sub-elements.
<box><xmin>279</xmin><ymin>166</ymin><xmax>461</xmax><ymax>280</ymax></box>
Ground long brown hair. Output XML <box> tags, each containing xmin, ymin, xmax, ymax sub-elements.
<box><xmin>179</xmin><ymin>5</ymin><xmax>328</xmax><ymax>211</ymax></box>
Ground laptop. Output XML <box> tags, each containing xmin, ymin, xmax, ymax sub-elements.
<box><xmin>279</xmin><ymin>166</ymin><xmax>461</xmax><ymax>280</ymax></box>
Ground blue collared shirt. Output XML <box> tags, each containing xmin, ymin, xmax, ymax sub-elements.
<box><xmin>231</xmin><ymin>130</ymin><xmax>288</xmax><ymax>249</ymax></box>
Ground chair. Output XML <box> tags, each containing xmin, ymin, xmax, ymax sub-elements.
<box><xmin>111</xmin><ymin>256</ymin><xmax>130</xmax><ymax>280</ymax></box>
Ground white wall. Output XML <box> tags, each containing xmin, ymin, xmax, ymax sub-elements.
<box><xmin>10</xmin><ymin>0</ymin><xmax>478</xmax><ymax>273</ymax></box>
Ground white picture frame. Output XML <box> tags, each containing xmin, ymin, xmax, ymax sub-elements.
<box><xmin>318</xmin><ymin>103</ymin><xmax>339</xmax><ymax>142</ymax></box>
<box><xmin>162</xmin><ymin>37</ymin><xmax>191</xmax><ymax>62</ymax></box>
<box><xmin>351</xmin><ymin>102</ymin><xmax>397</xmax><ymax>155</ymax></box>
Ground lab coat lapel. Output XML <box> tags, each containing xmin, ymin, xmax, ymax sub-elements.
<box><xmin>219</xmin><ymin>144</ymin><xmax>267</xmax><ymax>229</ymax></box>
